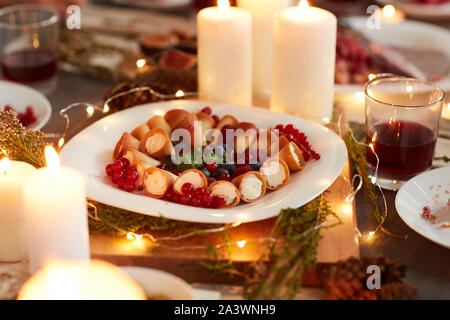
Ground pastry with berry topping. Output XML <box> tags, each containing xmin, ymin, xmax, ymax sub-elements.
<box><xmin>173</xmin><ymin>169</ymin><xmax>208</xmax><ymax>195</ymax></box>
<box><xmin>207</xmin><ymin>180</ymin><xmax>241</xmax><ymax>208</ymax></box>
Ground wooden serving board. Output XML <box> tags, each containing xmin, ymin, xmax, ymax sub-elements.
<box><xmin>90</xmin><ymin>160</ymin><xmax>359</xmax><ymax>286</ymax></box>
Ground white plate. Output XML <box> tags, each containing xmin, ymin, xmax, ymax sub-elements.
<box><xmin>121</xmin><ymin>266</ymin><xmax>195</xmax><ymax>300</ymax></box>
<box><xmin>395</xmin><ymin>167</ymin><xmax>450</xmax><ymax>249</ymax></box>
<box><xmin>0</xmin><ymin>80</ymin><xmax>52</xmax><ymax>130</ymax></box>
<box><xmin>377</xmin><ymin>0</ymin><xmax>450</xmax><ymax>20</ymax></box>
<box><xmin>60</xmin><ymin>100</ymin><xmax>347</xmax><ymax>224</ymax></box>
<box><xmin>336</xmin><ymin>16</ymin><xmax>450</xmax><ymax>95</ymax></box>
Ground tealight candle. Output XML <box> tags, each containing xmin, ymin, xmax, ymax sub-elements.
<box><xmin>0</xmin><ymin>158</ymin><xmax>36</xmax><ymax>262</ymax></box>
<box><xmin>22</xmin><ymin>146</ymin><xmax>90</xmax><ymax>273</ymax></box>
<box><xmin>18</xmin><ymin>259</ymin><xmax>146</xmax><ymax>300</ymax></box>
<box><xmin>237</xmin><ymin>0</ymin><xmax>291</xmax><ymax>98</ymax></box>
<box><xmin>197</xmin><ymin>0</ymin><xmax>252</xmax><ymax>106</ymax></box>
<box><xmin>271</xmin><ymin>0</ymin><xmax>337</xmax><ymax>121</ymax></box>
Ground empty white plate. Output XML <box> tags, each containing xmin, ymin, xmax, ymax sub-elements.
<box><xmin>395</xmin><ymin>166</ymin><xmax>450</xmax><ymax>249</ymax></box>
<box><xmin>60</xmin><ymin>100</ymin><xmax>347</xmax><ymax>224</ymax></box>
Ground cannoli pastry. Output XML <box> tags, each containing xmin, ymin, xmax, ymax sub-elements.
<box><xmin>278</xmin><ymin>135</ymin><xmax>290</xmax><ymax>151</ymax></box>
<box><xmin>249</xmin><ymin>129</ymin><xmax>279</xmax><ymax>159</ymax></box>
<box><xmin>207</xmin><ymin>181</ymin><xmax>241</xmax><ymax>208</ymax></box>
<box><xmin>122</xmin><ymin>148</ymin><xmax>161</xmax><ymax>168</ymax></box>
<box><xmin>259</xmin><ymin>158</ymin><xmax>290</xmax><ymax>190</ymax></box>
<box><xmin>278</xmin><ymin>142</ymin><xmax>306</xmax><ymax>172</ymax></box>
<box><xmin>231</xmin><ymin>171</ymin><xmax>266</xmax><ymax>203</ymax></box>
<box><xmin>216</xmin><ymin>115</ymin><xmax>238</xmax><ymax>131</ymax></box>
<box><xmin>140</xmin><ymin>128</ymin><xmax>174</xmax><ymax>159</ymax></box>
<box><xmin>143</xmin><ymin>167</ymin><xmax>177</xmax><ymax>199</ymax></box>
<box><xmin>146</xmin><ymin>115</ymin><xmax>172</xmax><ymax>135</ymax></box>
<box><xmin>113</xmin><ymin>132</ymin><xmax>140</xmax><ymax>160</ymax></box>
<box><xmin>131</xmin><ymin>124</ymin><xmax>150</xmax><ymax>141</ymax></box>
<box><xmin>196</xmin><ymin>112</ymin><xmax>216</xmax><ymax>133</ymax></box>
<box><xmin>164</xmin><ymin>109</ymin><xmax>198</xmax><ymax>130</ymax></box>
<box><xmin>173</xmin><ymin>169</ymin><xmax>208</xmax><ymax>195</ymax></box>
<box><xmin>234</xmin><ymin>122</ymin><xmax>258</xmax><ymax>154</ymax></box>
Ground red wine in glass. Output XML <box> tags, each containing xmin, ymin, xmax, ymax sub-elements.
<box><xmin>1</xmin><ymin>48</ymin><xmax>57</xmax><ymax>83</ymax></box>
<box><xmin>366</xmin><ymin>121</ymin><xmax>436</xmax><ymax>179</ymax></box>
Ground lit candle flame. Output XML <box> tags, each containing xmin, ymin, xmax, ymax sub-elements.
<box><xmin>382</xmin><ymin>5</ymin><xmax>396</xmax><ymax>18</ymax></box>
<box><xmin>45</xmin><ymin>146</ymin><xmax>60</xmax><ymax>175</ymax></box>
<box><xmin>298</xmin><ymin>0</ymin><xmax>309</xmax><ymax>10</ymax></box>
<box><xmin>237</xmin><ymin>240</ymin><xmax>246</xmax><ymax>248</ymax></box>
<box><xmin>0</xmin><ymin>157</ymin><xmax>10</xmax><ymax>176</ymax></box>
<box><xmin>218</xmin><ymin>0</ymin><xmax>230</xmax><ymax>9</ymax></box>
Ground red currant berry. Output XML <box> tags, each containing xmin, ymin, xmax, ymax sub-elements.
<box><xmin>212</xmin><ymin>115</ymin><xmax>220</xmax><ymax>124</ymax></box>
<box><xmin>202</xmin><ymin>192</ymin><xmax>214</xmax><ymax>206</ymax></box>
<box><xmin>117</xmin><ymin>178</ymin><xmax>126</xmax><ymax>190</ymax></box>
<box><xmin>113</xmin><ymin>160</ymin><xmax>124</xmax><ymax>172</ymax></box>
<box><xmin>190</xmin><ymin>195</ymin><xmax>203</xmax><ymax>207</ymax></box>
<box><xmin>106</xmin><ymin>164</ymin><xmax>114</xmax><ymax>176</ymax></box>
<box><xmin>206</xmin><ymin>161</ymin><xmax>218</xmax><ymax>174</ymax></box>
<box><xmin>195</xmin><ymin>188</ymin><xmax>205</xmax><ymax>195</ymax></box>
<box><xmin>181</xmin><ymin>183</ymin><xmax>195</xmax><ymax>194</ymax></box>
<box><xmin>119</xmin><ymin>157</ymin><xmax>130</xmax><ymax>169</ymax></box>
<box><xmin>124</xmin><ymin>181</ymin><xmax>136</xmax><ymax>192</ymax></box>
<box><xmin>285</xmin><ymin>124</ymin><xmax>294</xmax><ymax>133</ymax></box>
<box><xmin>125</xmin><ymin>168</ymin><xmax>139</xmax><ymax>182</ymax></box>
<box><xmin>180</xmin><ymin>193</ymin><xmax>191</xmax><ymax>205</ymax></box>
<box><xmin>274</xmin><ymin>124</ymin><xmax>284</xmax><ymax>131</ymax></box>
<box><xmin>201</xmin><ymin>106</ymin><xmax>212</xmax><ymax>115</ymax></box>
<box><xmin>232</xmin><ymin>165</ymin><xmax>251</xmax><ymax>178</ymax></box>
<box><xmin>112</xmin><ymin>171</ymin><xmax>124</xmax><ymax>184</ymax></box>
<box><xmin>216</xmin><ymin>172</ymin><xmax>230</xmax><ymax>181</ymax></box>
<box><xmin>207</xmin><ymin>177</ymin><xmax>216</xmax><ymax>185</ymax></box>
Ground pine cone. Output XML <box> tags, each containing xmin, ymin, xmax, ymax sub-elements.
<box><xmin>104</xmin><ymin>68</ymin><xmax>197</xmax><ymax>112</ymax></box>
<box><xmin>321</xmin><ymin>256</ymin><xmax>416</xmax><ymax>300</ymax></box>
<box><xmin>379</xmin><ymin>282</ymin><xmax>417</xmax><ymax>300</ymax></box>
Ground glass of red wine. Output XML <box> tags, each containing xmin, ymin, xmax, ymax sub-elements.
<box><xmin>365</xmin><ymin>75</ymin><xmax>444</xmax><ymax>190</ymax></box>
<box><xmin>0</xmin><ymin>4</ymin><xmax>59</xmax><ymax>95</ymax></box>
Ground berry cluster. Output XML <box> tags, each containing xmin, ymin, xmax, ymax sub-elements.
<box><xmin>200</xmin><ymin>106</ymin><xmax>220</xmax><ymax>125</ymax></box>
<box><xmin>275</xmin><ymin>123</ymin><xmax>321</xmax><ymax>161</ymax></box>
<box><xmin>105</xmin><ymin>158</ymin><xmax>138</xmax><ymax>192</ymax></box>
<box><xmin>4</xmin><ymin>105</ymin><xmax>37</xmax><ymax>127</ymax></box>
<box><xmin>164</xmin><ymin>183</ymin><xmax>226</xmax><ymax>208</ymax></box>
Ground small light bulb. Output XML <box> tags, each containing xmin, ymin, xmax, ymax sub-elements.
<box><xmin>368</xmin><ymin>74</ymin><xmax>376</xmax><ymax>81</ymax></box>
<box><xmin>103</xmin><ymin>104</ymin><xmax>110</xmax><ymax>113</ymax></box>
<box><xmin>136</xmin><ymin>59</ymin><xmax>146</xmax><ymax>69</ymax></box>
<box><xmin>86</xmin><ymin>106</ymin><xmax>95</xmax><ymax>117</ymax></box>
<box><xmin>383</xmin><ymin>5</ymin><xmax>396</xmax><ymax>18</ymax></box>
<box><xmin>58</xmin><ymin>138</ymin><xmax>65</xmax><ymax>148</ymax></box>
<box><xmin>175</xmin><ymin>90</ymin><xmax>185</xmax><ymax>98</ymax></box>
<box><xmin>126</xmin><ymin>233</ymin><xmax>135</xmax><ymax>240</ymax></box>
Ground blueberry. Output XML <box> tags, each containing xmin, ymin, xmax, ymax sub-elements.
<box><xmin>213</xmin><ymin>168</ymin><xmax>229</xmax><ymax>179</ymax></box>
<box><xmin>221</xmin><ymin>163</ymin><xmax>237</xmax><ymax>173</ymax></box>
<box><xmin>200</xmin><ymin>167</ymin><xmax>211</xmax><ymax>178</ymax></box>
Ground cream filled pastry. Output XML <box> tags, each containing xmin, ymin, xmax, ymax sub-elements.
<box><xmin>232</xmin><ymin>171</ymin><xmax>266</xmax><ymax>203</ymax></box>
<box><xmin>260</xmin><ymin>158</ymin><xmax>290</xmax><ymax>190</ymax></box>
<box><xmin>140</xmin><ymin>128</ymin><xmax>173</xmax><ymax>159</ymax></box>
<box><xmin>207</xmin><ymin>181</ymin><xmax>241</xmax><ymax>208</ymax></box>
<box><xmin>143</xmin><ymin>167</ymin><xmax>177</xmax><ymax>198</ymax></box>
<box><xmin>278</xmin><ymin>142</ymin><xmax>305</xmax><ymax>172</ymax></box>
<box><xmin>173</xmin><ymin>169</ymin><xmax>208</xmax><ymax>194</ymax></box>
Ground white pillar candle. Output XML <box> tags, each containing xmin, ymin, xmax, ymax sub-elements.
<box><xmin>22</xmin><ymin>146</ymin><xmax>90</xmax><ymax>273</ymax></box>
<box><xmin>198</xmin><ymin>0</ymin><xmax>252</xmax><ymax>106</ymax></box>
<box><xmin>18</xmin><ymin>259</ymin><xmax>146</xmax><ymax>300</ymax></box>
<box><xmin>237</xmin><ymin>0</ymin><xmax>292</xmax><ymax>98</ymax></box>
<box><xmin>271</xmin><ymin>0</ymin><xmax>337</xmax><ymax>121</ymax></box>
<box><xmin>0</xmin><ymin>158</ymin><xmax>36</xmax><ymax>262</ymax></box>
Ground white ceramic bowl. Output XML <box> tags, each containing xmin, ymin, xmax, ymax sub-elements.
<box><xmin>395</xmin><ymin>167</ymin><xmax>450</xmax><ymax>249</ymax></box>
<box><xmin>0</xmin><ymin>80</ymin><xmax>52</xmax><ymax>130</ymax></box>
<box><xmin>121</xmin><ymin>266</ymin><xmax>195</xmax><ymax>300</ymax></box>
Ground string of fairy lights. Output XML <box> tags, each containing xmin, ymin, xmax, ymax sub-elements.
<box><xmin>53</xmin><ymin>80</ymin><xmax>389</xmax><ymax>251</ymax></box>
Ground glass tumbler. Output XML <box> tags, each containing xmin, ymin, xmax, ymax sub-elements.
<box><xmin>0</xmin><ymin>4</ymin><xmax>59</xmax><ymax>94</ymax></box>
<box><xmin>365</xmin><ymin>76</ymin><xmax>444</xmax><ymax>190</ymax></box>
